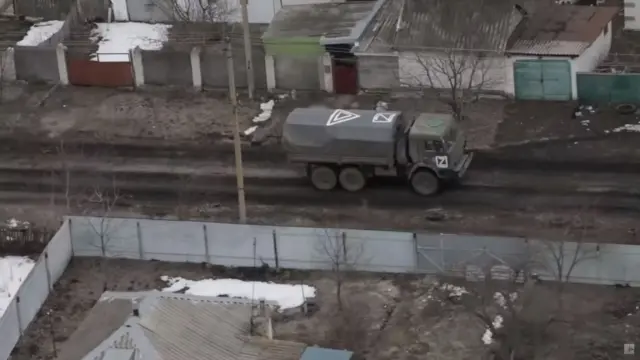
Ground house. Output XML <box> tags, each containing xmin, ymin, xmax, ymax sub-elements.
<box><xmin>57</xmin><ymin>291</ymin><xmax>354</xmax><ymax>360</ymax></box>
<box><xmin>261</xmin><ymin>0</ymin><xmax>382</xmax><ymax>93</ymax></box>
<box><xmin>353</xmin><ymin>0</ymin><xmax>618</xmax><ymax>100</ymax></box>
<box><xmin>506</xmin><ymin>5</ymin><xmax>618</xmax><ymax>100</ymax></box>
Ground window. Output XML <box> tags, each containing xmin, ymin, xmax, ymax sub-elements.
<box><xmin>625</xmin><ymin>15</ymin><xmax>636</xmax><ymax>21</ymax></box>
<box><xmin>624</xmin><ymin>2</ymin><xmax>636</xmax><ymax>7</ymax></box>
<box><xmin>425</xmin><ymin>140</ymin><xmax>444</xmax><ymax>153</ymax></box>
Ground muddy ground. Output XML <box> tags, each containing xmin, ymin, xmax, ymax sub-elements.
<box><xmin>2</xmin><ymin>84</ymin><xmax>639</xmax><ymax>163</ymax></box>
<box><xmin>8</xmin><ymin>258</ymin><xmax>639</xmax><ymax>360</ymax></box>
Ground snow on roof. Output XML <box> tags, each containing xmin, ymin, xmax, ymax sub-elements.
<box><xmin>90</xmin><ymin>22</ymin><xmax>171</xmax><ymax>62</ymax></box>
<box><xmin>16</xmin><ymin>20</ymin><xmax>64</xmax><ymax>46</ymax></box>
<box><xmin>0</xmin><ymin>256</ymin><xmax>35</xmax><ymax>316</ymax></box>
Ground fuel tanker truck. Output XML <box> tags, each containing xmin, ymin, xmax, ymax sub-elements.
<box><xmin>281</xmin><ymin>108</ymin><xmax>473</xmax><ymax>196</ymax></box>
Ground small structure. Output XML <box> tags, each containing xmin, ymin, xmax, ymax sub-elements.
<box><xmin>56</xmin><ymin>291</ymin><xmax>347</xmax><ymax>360</ymax></box>
<box><xmin>261</xmin><ymin>0</ymin><xmax>381</xmax><ymax>93</ymax></box>
<box><xmin>506</xmin><ymin>5</ymin><xmax>618</xmax><ymax>100</ymax></box>
<box><xmin>353</xmin><ymin>0</ymin><xmax>618</xmax><ymax>100</ymax></box>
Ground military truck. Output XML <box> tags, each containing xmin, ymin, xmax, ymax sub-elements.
<box><xmin>281</xmin><ymin>108</ymin><xmax>473</xmax><ymax>196</ymax></box>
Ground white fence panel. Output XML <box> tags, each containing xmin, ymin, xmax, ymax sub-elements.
<box><xmin>46</xmin><ymin>220</ymin><xmax>73</xmax><ymax>283</ymax></box>
<box><xmin>344</xmin><ymin>229</ymin><xmax>415</xmax><ymax>272</ymax></box>
<box><xmin>207</xmin><ymin>224</ymin><xmax>277</xmax><ymax>267</ymax></box>
<box><xmin>70</xmin><ymin>217</ymin><xmax>139</xmax><ymax>258</ymax></box>
<box><xmin>277</xmin><ymin>227</ymin><xmax>328</xmax><ymax>270</ymax></box>
<box><xmin>139</xmin><ymin>220</ymin><xmax>207</xmax><ymax>263</ymax></box>
<box><xmin>0</xmin><ymin>299</ymin><xmax>20</xmax><ymax>360</ymax></box>
<box><xmin>16</xmin><ymin>258</ymin><xmax>49</xmax><ymax>332</ymax></box>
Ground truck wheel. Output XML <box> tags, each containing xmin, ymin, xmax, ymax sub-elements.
<box><xmin>410</xmin><ymin>169</ymin><xmax>440</xmax><ymax>196</ymax></box>
<box><xmin>310</xmin><ymin>165</ymin><xmax>338</xmax><ymax>191</ymax></box>
<box><xmin>338</xmin><ymin>167</ymin><xmax>366</xmax><ymax>192</ymax></box>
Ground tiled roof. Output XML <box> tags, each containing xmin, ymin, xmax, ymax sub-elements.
<box><xmin>506</xmin><ymin>5</ymin><xmax>619</xmax><ymax>56</ymax></box>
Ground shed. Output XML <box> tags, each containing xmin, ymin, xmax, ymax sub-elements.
<box><xmin>261</xmin><ymin>1</ymin><xmax>381</xmax><ymax>93</ymax></box>
<box><xmin>506</xmin><ymin>5</ymin><xmax>619</xmax><ymax>101</ymax></box>
<box><xmin>282</xmin><ymin>108</ymin><xmax>402</xmax><ymax>166</ymax></box>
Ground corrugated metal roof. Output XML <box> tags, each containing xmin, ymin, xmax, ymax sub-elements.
<box><xmin>300</xmin><ymin>346</ymin><xmax>353</xmax><ymax>360</ymax></box>
<box><xmin>57</xmin><ymin>298</ymin><xmax>134</xmax><ymax>360</ymax></box>
<box><xmin>397</xmin><ymin>0</ymin><xmax>523</xmax><ymax>52</ymax></box>
<box><xmin>506</xmin><ymin>5</ymin><xmax>619</xmax><ymax>55</ymax></box>
<box><xmin>238</xmin><ymin>337</ymin><xmax>307</xmax><ymax>360</ymax></box>
<box><xmin>262</xmin><ymin>1</ymin><xmax>377</xmax><ymax>42</ymax></box>
<box><xmin>139</xmin><ymin>298</ymin><xmax>252</xmax><ymax>360</ymax></box>
<box><xmin>508</xmin><ymin>39</ymin><xmax>590</xmax><ymax>56</ymax></box>
<box><xmin>354</xmin><ymin>0</ymin><xmax>403</xmax><ymax>53</ymax></box>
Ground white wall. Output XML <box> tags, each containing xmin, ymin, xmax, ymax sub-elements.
<box><xmin>625</xmin><ymin>0</ymin><xmax>640</xmax><ymax>30</ymax></box>
<box><xmin>224</xmin><ymin>0</ymin><xmax>345</xmax><ymax>24</ymax></box>
<box><xmin>398</xmin><ymin>51</ymin><xmax>508</xmax><ymax>93</ymax></box>
<box><xmin>503</xmin><ymin>21</ymin><xmax>612</xmax><ymax>99</ymax></box>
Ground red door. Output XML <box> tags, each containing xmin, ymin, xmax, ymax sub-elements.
<box><xmin>332</xmin><ymin>60</ymin><xmax>358</xmax><ymax>94</ymax></box>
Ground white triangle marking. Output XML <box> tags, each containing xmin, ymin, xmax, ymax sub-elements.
<box><xmin>372</xmin><ymin>112</ymin><xmax>396</xmax><ymax>123</ymax></box>
<box><xmin>326</xmin><ymin>109</ymin><xmax>360</xmax><ymax>126</ymax></box>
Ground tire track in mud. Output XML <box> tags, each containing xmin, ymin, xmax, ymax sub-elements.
<box><xmin>2</xmin><ymin>137</ymin><xmax>640</xmax><ymax>173</ymax></box>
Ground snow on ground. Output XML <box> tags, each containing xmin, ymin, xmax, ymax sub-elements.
<box><xmin>90</xmin><ymin>23</ymin><xmax>171</xmax><ymax>62</ymax></box>
<box><xmin>612</xmin><ymin>123</ymin><xmax>640</xmax><ymax>133</ymax></box>
<box><xmin>0</xmin><ymin>257</ymin><xmax>35</xmax><ymax>315</ymax></box>
<box><xmin>17</xmin><ymin>21</ymin><xmax>64</xmax><ymax>46</ymax></box>
<box><xmin>111</xmin><ymin>0</ymin><xmax>129</xmax><ymax>21</ymax></box>
<box><xmin>160</xmin><ymin>276</ymin><xmax>316</xmax><ymax>310</ymax></box>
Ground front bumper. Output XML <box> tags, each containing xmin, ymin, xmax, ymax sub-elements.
<box><xmin>454</xmin><ymin>151</ymin><xmax>474</xmax><ymax>178</ymax></box>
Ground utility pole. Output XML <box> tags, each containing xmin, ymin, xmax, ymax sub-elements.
<box><xmin>240</xmin><ymin>0</ymin><xmax>254</xmax><ymax>99</ymax></box>
<box><xmin>226</xmin><ymin>36</ymin><xmax>247</xmax><ymax>223</ymax></box>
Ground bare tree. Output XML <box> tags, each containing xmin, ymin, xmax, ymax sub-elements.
<box><xmin>154</xmin><ymin>0</ymin><xmax>237</xmax><ymax>23</ymax></box>
<box><xmin>84</xmin><ymin>177</ymin><xmax>121</xmax><ymax>290</ymax></box>
<box><xmin>398</xmin><ymin>0</ymin><xmax>515</xmax><ymax>120</ymax></box>
<box><xmin>316</xmin><ymin>230</ymin><xmax>365</xmax><ymax>311</ymax></box>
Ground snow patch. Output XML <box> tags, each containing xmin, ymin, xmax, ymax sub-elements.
<box><xmin>17</xmin><ymin>21</ymin><xmax>64</xmax><ymax>46</ymax></box>
<box><xmin>612</xmin><ymin>123</ymin><xmax>640</xmax><ymax>133</ymax></box>
<box><xmin>482</xmin><ymin>291</ymin><xmax>519</xmax><ymax>345</ymax></box>
<box><xmin>252</xmin><ymin>100</ymin><xmax>274</xmax><ymax>124</ymax></box>
<box><xmin>243</xmin><ymin>126</ymin><xmax>257</xmax><ymax>136</ymax></box>
<box><xmin>90</xmin><ymin>23</ymin><xmax>171</xmax><ymax>62</ymax></box>
<box><xmin>440</xmin><ymin>283</ymin><xmax>468</xmax><ymax>299</ymax></box>
<box><xmin>160</xmin><ymin>276</ymin><xmax>316</xmax><ymax>310</ymax></box>
<box><xmin>111</xmin><ymin>0</ymin><xmax>129</xmax><ymax>21</ymax></box>
<box><xmin>0</xmin><ymin>257</ymin><xmax>36</xmax><ymax>316</ymax></box>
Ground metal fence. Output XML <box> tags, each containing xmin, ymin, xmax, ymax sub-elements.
<box><xmin>3</xmin><ymin>216</ymin><xmax>640</xmax><ymax>359</ymax></box>
<box><xmin>577</xmin><ymin>72</ymin><xmax>640</xmax><ymax>104</ymax></box>
<box><xmin>0</xmin><ymin>221</ymin><xmax>72</xmax><ymax>360</ymax></box>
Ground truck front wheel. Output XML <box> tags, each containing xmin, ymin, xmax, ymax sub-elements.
<box><xmin>310</xmin><ymin>165</ymin><xmax>338</xmax><ymax>191</ymax></box>
<box><xmin>338</xmin><ymin>166</ymin><xmax>366</xmax><ymax>192</ymax></box>
<box><xmin>410</xmin><ymin>169</ymin><xmax>440</xmax><ymax>196</ymax></box>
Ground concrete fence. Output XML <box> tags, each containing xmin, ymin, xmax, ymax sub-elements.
<box><xmin>2</xmin><ymin>216</ymin><xmax>640</xmax><ymax>359</ymax></box>
<box><xmin>0</xmin><ymin>221</ymin><xmax>72</xmax><ymax>360</ymax></box>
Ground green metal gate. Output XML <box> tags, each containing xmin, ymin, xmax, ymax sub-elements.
<box><xmin>577</xmin><ymin>73</ymin><xmax>640</xmax><ymax>104</ymax></box>
<box><xmin>514</xmin><ymin>60</ymin><xmax>572</xmax><ymax>100</ymax></box>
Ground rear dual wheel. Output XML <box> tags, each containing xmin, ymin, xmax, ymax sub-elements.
<box><xmin>309</xmin><ymin>165</ymin><xmax>366</xmax><ymax>192</ymax></box>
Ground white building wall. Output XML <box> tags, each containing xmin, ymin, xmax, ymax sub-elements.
<box><xmin>225</xmin><ymin>0</ymin><xmax>346</xmax><ymax>23</ymax></box>
<box><xmin>503</xmin><ymin>21</ymin><xmax>612</xmax><ymax>99</ymax></box>
<box><xmin>398</xmin><ymin>51</ymin><xmax>508</xmax><ymax>93</ymax></box>
<box><xmin>624</xmin><ymin>0</ymin><xmax>640</xmax><ymax>30</ymax></box>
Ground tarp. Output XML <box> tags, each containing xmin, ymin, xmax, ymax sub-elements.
<box><xmin>282</xmin><ymin>108</ymin><xmax>402</xmax><ymax>165</ymax></box>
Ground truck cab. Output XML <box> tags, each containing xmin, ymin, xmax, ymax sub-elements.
<box><xmin>403</xmin><ymin>113</ymin><xmax>474</xmax><ymax>195</ymax></box>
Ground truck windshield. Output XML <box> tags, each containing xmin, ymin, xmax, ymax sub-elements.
<box><xmin>444</xmin><ymin>125</ymin><xmax>458</xmax><ymax>149</ymax></box>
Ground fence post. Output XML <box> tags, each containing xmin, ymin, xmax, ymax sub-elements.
<box><xmin>15</xmin><ymin>296</ymin><xmax>23</xmax><ymax>334</ymax></box>
<box><xmin>203</xmin><ymin>224</ymin><xmax>210</xmax><ymax>263</ymax></box>
<box><xmin>190</xmin><ymin>47</ymin><xmax>202</xmax><ymax>91</ymax></box>
<box><xmin>413</xmin><ymin>233</ymin><xmax>419</xmax><ymax>271</ymax></box>
<box><xmin>44</xmin><ymin>251</ymin><xmax>52</xmax><ymax>291</ymax></box>
<box><xmin>272</xmin><ymin>229</ymin><xmax>279</xmax><ymax>269</ymax></box>
<box><xmin>2</xmin><ymin>47</ymin><xmax>16</xmax><ymax>81</ymax></box>
<box><xmin>265</xmin><ymin>55</ymin><xmax>276</xmax><ymax>91</ymax></box>
<box><xmin>55</xmin><ymin>43</ymin><xmax>69</xmax><ymax>85</ymax></box>
<box><xmin>68</xmin><ymin>218</ymin><xmax>75</xmax><ymax>256</ymax></box>
<box><xmin>136</xmin><ymin>221</ymin><xmax>144</xmax><ymax>260</ymax></box>
<box><xmin>130</xmin><ymin>46</ymin><xmax>144</xmax><ymax>87</ymax></box>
